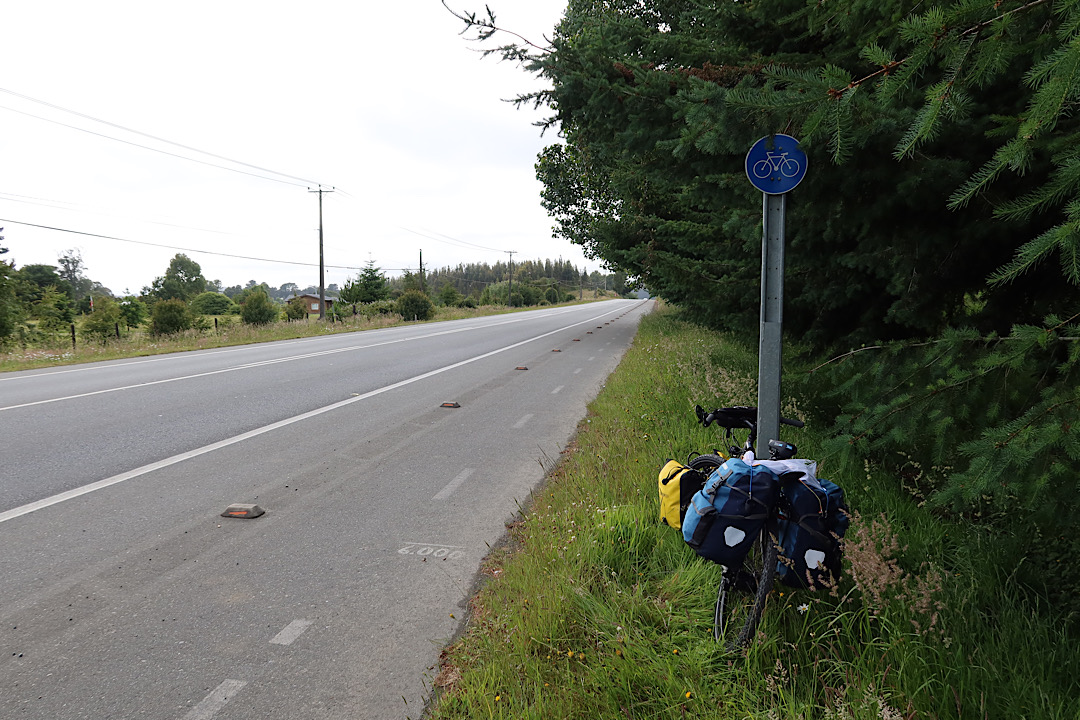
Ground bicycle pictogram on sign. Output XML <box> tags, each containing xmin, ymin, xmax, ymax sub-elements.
<box><xmin>752</xmin><ymin>151</ymin><xmax>800</xmax><ymax>179</ymax></box>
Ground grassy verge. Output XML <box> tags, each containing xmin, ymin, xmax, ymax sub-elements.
<box><xmin>426</xmin><ymin>306</ymin><xmax>1078</xmax><ymax>719</ymax></box>
<box><xmin>0</xmin><ymin>300</ymin><xmax>599</xmax><ymax>374</ymax></box>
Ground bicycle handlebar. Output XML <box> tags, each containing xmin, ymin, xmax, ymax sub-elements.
<box><xmin>695</xmin><ymin>405</ymin><xmax>804</xmax><ymax>430</ymax></box>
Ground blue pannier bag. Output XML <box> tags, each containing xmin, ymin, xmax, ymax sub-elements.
<box><xmin>776</xmin><ymin>473</ymin><xmax>850</xmax><ymax>589</ymax></box>
<box><xmin>682</xmin><ymin>458</ymin><xmax>780</xmax><ymax>567</ymax></box>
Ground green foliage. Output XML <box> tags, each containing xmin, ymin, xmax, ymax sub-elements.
<box><xmin>80</xmin><ymin>296</ymin><xmax>123</xmax><ymax>344</ymax></box>
<box><xmin>438</xmin><ymin>282</ymin><xmax>464</xmax><ymax>307</ymax></box>
<box><xmin>149</xmin><ymin>299</ymin><xmax>197</xmax><ymax>335</ymax></box>
<box><xmin>395</xmin><ymin>289</ymin><xmax>434</xmax><ymax>321</ymax></box>
<box><xmin>146</xmin><ymin>253</ymin><xmax>207</xmax><ymax>302</ymax></box>
<box><xmin>16</xmin><ymin>264</ymin><xmax>72</xmax><ymax>304</ymax></box>
<box><xmin>240</xmin><ymin>290</ymin><xmax>279</xmax><ymax>325</ymax></box>
<box><xmin>190</xmin><ymin>291</ymin><xmax>235</xmax><ymax>315</ymax></box>
<box><xmin>32</xmin><ymin>286</ymin><xmax>74</xmax><ymax>333</ymax></box>
<box><xmin>0</xmin><ymin>252</ymin><xmax>24</xmax><ymax>344</ymax></box>
<box><xmin>356</xmin><ymin>299</ymin><xmax>397</xmax><ymax>317</ymax></box>
<box><xmin>544</xmin><ymin>286</ymin><xmax>560</xmax><ymax>304</ymax></box>
<box><xmin>285</xmin><ymin>296</ymin><xmax>308</xmax><ymax>320</ymax></box>
<box><xmin>340</xmin><ymin>260</ymin><xmax>390</xmax><ymax>303</ymax></box>
<box><xmin>118</xmin><ymin>296</ymin><xmax>147</xmax><ymax>328</ymax></box>
<box><xmin>231</xmin><ymin>282</ymin><xmax>274</xmax><ymax>307</ymax></box>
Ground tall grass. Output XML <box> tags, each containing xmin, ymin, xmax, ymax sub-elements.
<box><xmin>426</xmin><ymin>307</ymin><xmax>1079</xmax><ymax>719</ymax></box>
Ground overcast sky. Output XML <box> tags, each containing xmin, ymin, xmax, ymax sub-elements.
<box><xmin>0</xmin><ymin>1</ymin><xmax>587</xmax><ymax>296</ymax></box>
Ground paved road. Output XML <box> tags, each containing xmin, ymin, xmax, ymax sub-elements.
<box><xmin>0</xmin><ymin>299</ymin><xmax>652</xmax><ymax>720</ymax></box>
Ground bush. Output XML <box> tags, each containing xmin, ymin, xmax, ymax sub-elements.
<box><xmin>285</xmin><ymin>296</ymin><xmax>308</xmax><ymax>320</ymax></box>
<box><xmin>544</xmin><ymin>287</ymin><xmax>560</xmax><ymax>304</ymax></box>
<box><xmin>150</xmin><ymin>299</ymin><xmax>196</xmax><ymax>335</ymax></box>
<box><xmin>240</xmin><ymin>290</ymin><xmax>279</xmax><ymax>325</ymax></box>
<box><xmin>190</xmin><ymin>291</ymin><xmax>235</xmax><ymax>315</ymax></box>
<box><xmin>118</xmin><ymin>296</ymin><xmax>147</xmax><ymax>328</ymax></box>
<box><xmin>396</xmin><ymin>290</ymin><xmax>434</xmax><ymax>321</ymax></box>
<box><xmin>358</xmin><ymin>300</ymin><xmax>397</xmax><ymax>317</ymax></box>
<box><xmin>81</xmin><ymin>296</ymin><xmax>123</xmax><ymax>343</ymax></box>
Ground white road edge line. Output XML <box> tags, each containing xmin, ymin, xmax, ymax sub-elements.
<box><xmin>181</xmin><ymin>679</ymin><xmax>247</xmax><ymax>720</ymax></box>
<box><xmin>0</xmin><ymin>305</ymin><xmax>625</xmax><ymax>524</ymax></box>
<box><xmin>432</xmin><ymin>469</ymin><xmax>475</xmax><ymax>501</ymax></box>
<box><xmin>270</xmin><ymin>619</ymin><xmax>313</xmax><ymax>646</ymax></box>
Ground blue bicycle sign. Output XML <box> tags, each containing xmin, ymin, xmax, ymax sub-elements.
<box><xmin>745</xmin><ymin>134</ymin><xmax>807</xmax><ymax>194</ymax></box>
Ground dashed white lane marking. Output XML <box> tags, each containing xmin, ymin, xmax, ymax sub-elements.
<box><xmin>574</xmin><ymin>368</ymin><xmax>582</xmax><ymax>374</ymax></box>
<box><xmin>181</xmin><ymin>679</ymin><xmax>247</xmax><ymax>720</ymax></box>
<box><xmin>432</xmin><ymin>469</ymin><xmax>475</xmax><ymax>500</ymax></box>
<box><xmin>551</xmin><ymin>385</ymin><xmax>565</xmax><ymax>395</ymax></box>
<box><xmin>513</xmin><ymin>414</ymin><xmax>534</xmax><ymax>429</ymax></box>
<box><xmin>270</xmin><ymin>619</ymin><xmax>313</xmax><ymax>646</ymax></box>
<box><xmin>588</xmin><ymin>356</ymin><xmax>596</xmax><ymax>361</ymax></box>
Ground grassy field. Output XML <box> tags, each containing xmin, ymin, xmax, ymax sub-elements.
<box><xmin>424</xmin><ymin>306</ymin><xmax>1078</xmax><ymax>719</ymax></box>
<box><xmin>0</xmin><ymin>301</ymin><xmax>600</xmax><ymax>374</ymax></box>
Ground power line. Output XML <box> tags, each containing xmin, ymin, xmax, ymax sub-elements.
<box><xmin>399</xmin><ymin>226</ymin><xmax>507</xmax><ymax>254</ymax></box>
<box><xmin>0</xmin><ymin>218</ymin><xmax>366</xmax><ymax>272</ymax></box>
<box><xmin>0</xmin><ymin>190</ymin><xmax>233</xmax><ymax>236</ymax></box>
<box><xmin>0</xmin><ymin>86</ymin><xmax>324</xmax><ymax>188</ymax></box>
<box><xmin>0</xmin><ymin>103</ymin><xmax>312</xmax><ymax>189</ymax></box>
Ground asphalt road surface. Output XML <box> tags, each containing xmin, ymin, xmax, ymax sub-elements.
<box><xmin>0</xmin><ymin>299</ymin><xmax>652</xmax><ymax>720</ymax></box>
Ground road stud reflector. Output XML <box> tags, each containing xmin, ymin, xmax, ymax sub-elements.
<box><xmin>441</xmin><ymin>402</ymin><xmax>461</xmax><ymax>408</ymax></box>
<box><xmin>221</xmin><ymin>503</ymin><xmax>264</xmax><ymax>519</ymax></box>
<box><xmin>515</xmin><ymin>366</ymin><xmax>528</xmax><ymax>371</ymax></box>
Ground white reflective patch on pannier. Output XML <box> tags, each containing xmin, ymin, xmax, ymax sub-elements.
<box><xmin>724</xmin><ymin>526</ymin><xmax>746</xmax><ymax>547</ymax></box>
<box><xmin>804</xmin><ymin>549</ymin><xmax>826</xmax><ymax>569</ymax></box>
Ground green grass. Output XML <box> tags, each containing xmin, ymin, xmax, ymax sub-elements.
<box><xmin>425</xmin><ymin>306</ymin><xmax>1079</xmax><ymax>719</ymax></box>
<box><xmin>0</xmin><ymin>299</ymin><xmax>608</xmax><ymax>373</ymax></box>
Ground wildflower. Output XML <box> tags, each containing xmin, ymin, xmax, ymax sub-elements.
<box><xmin>616</xmin><ymin>649</ymin><xmax>623</xmax><ymax>657</ymax></box>
<box><xmin>495</xmin><ymin>695</ymin><xmax>501</xmax><ymax>702</ymax></box>
<box><xmin>672</xmin><ymin>649</ymin><xmax>679</xmax><ymax>655</ymax></box>
<box><xmin>567</xmin><ymin>650</ymin><xmax>574</xmax><ymax>657</ymax></box>
<box><xmin>685</xmin><ymin>691</ymin><xmax>692</xmax><ymax>699</ymax></box>
<box><xmin>797</xmin><ymin>603</ymin><xmax>809</xmax><ymax>614</ymax></box>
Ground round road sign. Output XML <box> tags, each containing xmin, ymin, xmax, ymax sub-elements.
<box><xmin>745</xmin><ymin>134</ymin><xmax>807</xmax><ymax>194</ymax></box>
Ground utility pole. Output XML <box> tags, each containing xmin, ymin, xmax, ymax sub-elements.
<box><xmin>308</xmin><ymin>185</ymin><xmax>334</xmax><ymax>320</ymax></box>
<box><xmin>419</xmin><ymin>249</ymin><xmax>425</xmax><ymax>294</ymax></box>
<box><xmin>505</xmin><ymin>250</ymin><xmax>517</xmax><ymax>307</ymax></box>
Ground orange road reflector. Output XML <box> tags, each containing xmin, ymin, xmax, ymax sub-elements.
<box><xmin>441</xmin><ymin>402</ymin><xmax>461</xmax><ymax>408</ymax></box>
<box><xmin>221</xmin><ymin>503</ymin><xmax>264</xmax><ymax>519</ymax></box>
<box><xmin>552</xmin><ymin>349</ymin><xmax>561</xmax><ymax>352</ymax></box>
<box><xmin>587</xmin><ymin>331</ymin><xmax>593</xmax><ymax>334</ymax></box>
<box><xmin>515</xmin><ymin>366</ymin><xmax>528</xmax><ymax>371</ymax></box>
<box><xmin>573</xmin><ymin>339</ymin><xmax>581</xmax><ymax>342</ymax></box>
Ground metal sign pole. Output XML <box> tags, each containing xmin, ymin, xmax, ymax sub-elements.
<box><xmin>744</xmin><ymin>134</ymin><xmax>806</xmax><ymax>458</ymax></box>
<box><xmin>757</xmin><ymin>192</ymin><xmax>785</xmax><ymax>454</ymax></box>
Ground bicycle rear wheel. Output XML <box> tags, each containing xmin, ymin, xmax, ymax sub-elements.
<box><xmin>687</xmin><ymin>453</ymin><xmax>726</xmax><ymax>477</ymax></box>
<box><xmin>714</xmin><ymin>528</ymin><xmax>778</xmax><ymax>650</ymax></box>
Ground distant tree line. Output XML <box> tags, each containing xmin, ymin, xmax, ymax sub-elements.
<box><xmin>0</xmin><ymin>243</ymin><xmax>630</xmax><ymax>345</ymax></box>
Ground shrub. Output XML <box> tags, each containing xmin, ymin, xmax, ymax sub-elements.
<box><xmin>190</xmin><ymin>291</ymin><xmax>235</xmax><ymax>315</ymax></box>
<box><xmin>285</xmin><ymin>296</ymin><xmax>307</xmax><ymax>320</ymax></box>
<box><xmin>544</xmin><ymin>287</ymin><xmax>560</xmax><ymax>304</ymax></box>
<box><xmin>358</xmin><ymin>300</ymin><xmax>397</xmax><ymax>317</ymax></box>
<box><xmin>150</xmin><ymin>299</ymin><xmax>196</xmax><ymax>335</ymax></box>
<box><xmin>81</xmin><ymin>296</ymin><xmax>123</xmax><ymax>343</ymax></box>
<box><xmin>396</xmin><ymin>290</ymin><xmax>434</xmax><ymax>321</ymax></box>
<box><xmin>118</xmin><ymin>296</ymin><xmax>147</xmax><ymax>328</ymax></box>
<box><xmin>240</xmin><ymin>290</ymin><xmax>279</xmax><ymax>325</ymax></box>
